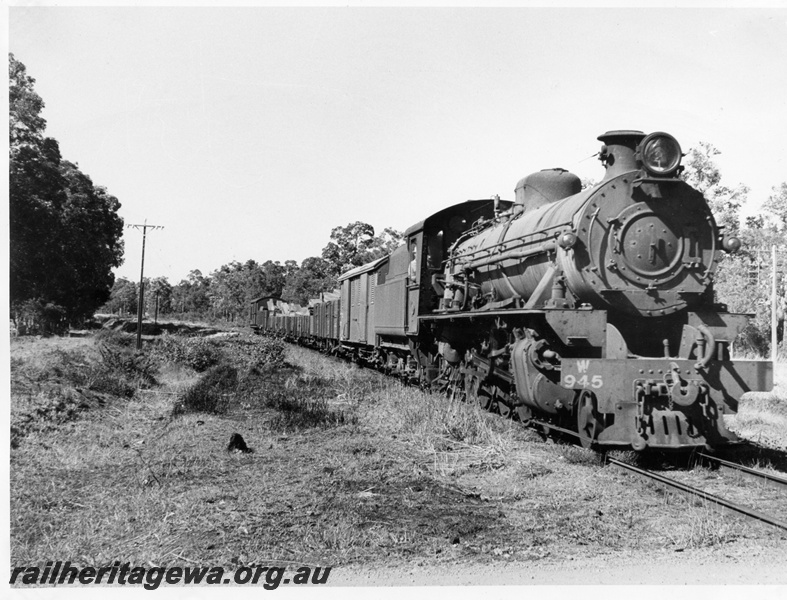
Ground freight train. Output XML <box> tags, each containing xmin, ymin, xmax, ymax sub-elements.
<box><xmin>251</xmin><ymin>130</ymin><xmax>773</xmax><ymax>451</ymax></box>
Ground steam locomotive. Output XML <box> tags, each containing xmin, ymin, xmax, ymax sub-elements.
<box><xmin>252</xmin><ymin>130</ymin><xmax>773</xmax><ymax>451</ymax></box>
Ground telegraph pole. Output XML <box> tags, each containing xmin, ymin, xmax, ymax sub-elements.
<box><xmin>127</xmin><ymin>221</ymin><xmax>164</xmax><ymax>350</ymax></box>
<box><xmin>773</xmin><ymin>245</ymin><xmax>778</xmax><ymax>363</ymax></box>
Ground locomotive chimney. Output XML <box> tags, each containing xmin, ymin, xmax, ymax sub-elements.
<box><xmin>514</xmin><ymin>168</ymin><xmax>582</xmax><ymax>215</ymax></box>
<box><xmin>597</xmin><ymin>130</ymin><xmax>645</xmax><ymax>181</ymax></box>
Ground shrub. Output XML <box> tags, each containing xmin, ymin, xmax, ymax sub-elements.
<box><xmin>184</xmin><ymin>338</ymin><xmax>224</xmax><ymax>371</ymax></box>
<box><xmin>174</xmin><ymin>363</ymin><xmax>238</xmax><ymax>415</ymax></box>
<box><xmin>218</xmin><ymin>336</ymin><xmax>287</xmax><ymax>371</ymax></box>
<box><xmin>89</xmin><ymin>344</ymin><xmax>156</xmax><ymax>396</ymax></box>
<box><xmin>151</xmin><ymin>335</ymin><xmax>224</xmax><ymax>372</ymax></box>
<box><xmin>249</xmin><ymin>336</ymin><xmax>286</xmax><ymax>370</ymax></box>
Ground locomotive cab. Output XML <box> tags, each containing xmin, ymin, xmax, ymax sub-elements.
<box><xmin>403</xmin><ymin>198</ymin><xmax>513</xmax><ymax>330</ymax></box>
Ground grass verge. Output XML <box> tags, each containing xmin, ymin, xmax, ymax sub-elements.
<box><xmin>10</xmin><ymin>333</ymin><xmax>787</xmax><ymax>573</ymax></box>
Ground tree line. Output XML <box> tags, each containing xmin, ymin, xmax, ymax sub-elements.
<box><xmin>101</xmin><ymin>222</ymin><xmax>402</xmax><ymax>323</ymax></box>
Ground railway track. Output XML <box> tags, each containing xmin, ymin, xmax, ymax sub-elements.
<box><xmin>524</xmin><ymin>415</ymin><xmax>787</xmax><ymax>531</ymax></box>
<box><xmin>696</xmin><ymin>451</ymin><xmax>787</xmax><ymax>490</ymax></box>
<box><xmin>608</xmin><ymin>455</ymin><xmax>787</xmax><ymax>532</ymax></box>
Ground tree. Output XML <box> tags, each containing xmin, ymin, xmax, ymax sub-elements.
<box><xmin>681</xmin><ymin>144</ymin><xmax>787</xmax><ymax>354</ymax></box>
<box><xmin>681</xmin><ymin>142</ymin><xmax>749</xmax><ymax>235</ymax></box>
<box><xmin>206</xmin><ymin>260</ymin><xmax>285</xmax><ymax>321</ymax></box>
<box><xmin>745</xmin><ymin>214</ymin><xmax>765</xmax><ymax>230</ymax></box>
<box><xmin>259</xmin><ymin>260</ymin><xmax>287</xmax><ymax>298</ymax></box>
<box><xmin>209</xmin><ymin>262</ymin><xmax>249</xmax><ymax>320</ymax></box>
<box><xmin>54</xmin><ymin>161</ymin><xmax>124</xmax><ymax>319</ymax></box>
<box><xmin>282</xmin><ymin>257</ymin><xmax>336</xmax><ymax>305</ymax></box>
<box><xmin>737</xmin><ymin>183</ymin><xmax>786</xmax><ymax>256</ymax></box>
<box><xmin>171</xmin><ymin>270</ymin><xmax>211</xmax><ymax>315</ymax></box>
<box><xmin>103</xmin><ymin>277</ymin><xmax>138</xmax><ymax>316</ymax></box>
<box><xmin>144</xmin><ymin>277</ymin><xmax>173</xmax><ymax>317</ymax></box>
<box><xmin>9</xmin><ymin>53</ymin><xmax>125</xmax><ymax>328</ymax></box>
<box><xmin>366</xmin><ymin>227</ymin><xmax>404</xmax><ymax>260</ymax></box>
<box><xmin>321</xmin><ymin>221</ymin><xmax>376</xmax><ymax>275</ymax></box>
<box><xmin>9</xmin><ymin>54</ymin><xmax>46</xmax><ymax>144</ymax></box>
<box><xmin>9</xmin><ymin>54</ymin><xmax>67</xmax><ymax>309</ymax></box>
<box><xmin>321</xmin><ymin>222</ymin><xmax>403</xmax><ymax>276</ymax></box>
<box><xmin>762</xmin><ymin>182</ymin><xmax>787</xmax><ymax>231</ymax></box>
<box><xmin>676</xmin><ymin>141</ymin><xmax>787</xmax><ymax>353</ymax></box>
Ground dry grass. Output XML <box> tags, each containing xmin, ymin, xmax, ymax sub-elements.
<box><xmin>10</xmin><ymin>335</ymin><xmax>155</xmax><ymax>448</ymax></box>
<box><xmin>727</xmin><ymin>362</ymin><xmax>787</xmax><ymax>451</ymax></box>
<box><xmin>10</xmin><ymin>333</ymin><xmax>787</xmax><ymax>574</ymax></box>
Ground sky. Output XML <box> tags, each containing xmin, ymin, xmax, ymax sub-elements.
<box><xmin>7</xmin><ymin>4</ymin><xmax>787</xmax><ymax>285</ymax></box>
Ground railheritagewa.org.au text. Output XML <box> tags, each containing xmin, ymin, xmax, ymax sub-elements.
<box><xmin>10</xmin><ymin>561</ymin><xmax>331</xmax><ymax>590</ymax></box>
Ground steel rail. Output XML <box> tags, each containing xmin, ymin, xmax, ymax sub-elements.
<box><xmin>697</xmin><ymin>452</ymin><xmax>787</xmax><ymax>489</ymax></box>
<box><xmin>607</xmin><ymin>458</ymin><xmax>787</xmax><ymax>531</ymax></box>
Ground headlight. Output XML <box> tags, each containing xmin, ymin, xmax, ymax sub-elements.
<box><xmin>638</xmin><ymin>132</ymin><xmax>682</xmax><ymax>176</ymax></box>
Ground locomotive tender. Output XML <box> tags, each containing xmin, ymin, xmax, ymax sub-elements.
<box><xmin>252</xmin><ymin>130</ymin><xmax>773</xmax><ymax>451</ymax></box>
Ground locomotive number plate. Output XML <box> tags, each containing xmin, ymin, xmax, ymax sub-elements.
<box><xmin>563</xmin><ymin>361</ymin><xmax>603</xmax><ymax>388</ymax></box>
<box><xmin>562</xmin><ymin>374</ymin><xmax>604</xmax><ymax>389</ymax></box>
